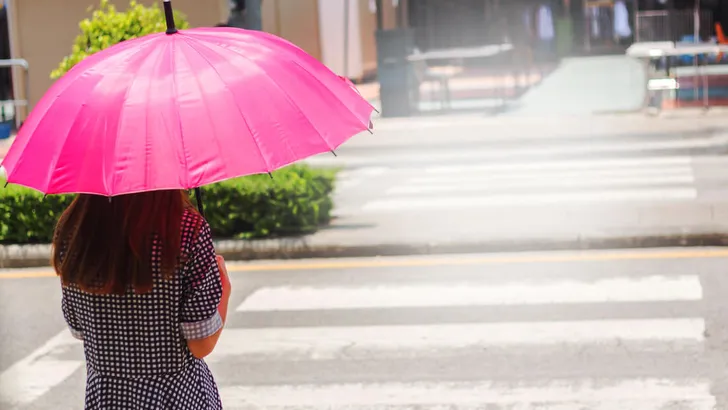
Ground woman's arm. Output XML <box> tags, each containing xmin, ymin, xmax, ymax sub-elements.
<box><xmin>61</xmin><ymin>286</ymin><xmax>84</xmax><ymax>341</ymax></box>
<box><xmin>187</xmin><ymin>256</ymin><xmax>231</xmax><ymax>359</ymax></box>
<box><xmin>180</xmin><ymin>222</ymin><xmax>231</xmax><ymax>359</ymax></box>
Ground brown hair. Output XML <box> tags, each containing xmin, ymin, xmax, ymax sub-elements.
<box><xmin>51</xmin><ymin>190</ymin><xmax>200</xmax><ymax>295</ymax></box>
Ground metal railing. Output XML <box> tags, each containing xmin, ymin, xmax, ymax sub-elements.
<box><xmin>0</xmin><ymin>58</ymin><xmax>28</xmax><ymax>130</ymax></box>
<box><xmin>635</xmin><ymin>9</ymin><xmax>713</xmax><ymax>43</ymax></box>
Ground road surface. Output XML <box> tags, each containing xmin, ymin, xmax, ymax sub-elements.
<box><xmin>2</xmin><ymin>248</ymin><xmax>728</xmax><ymax>409</ymax></box>
<box><xmin>312</xmin><ymin>115</ymin><xmax>728</xmax><ymax>216</ymax></box>
<box><xmin>296</xmin><ymin>114</ymin><xmax>728</xmax><ymax>252</ymax></box>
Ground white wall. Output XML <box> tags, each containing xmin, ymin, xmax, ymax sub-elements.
<box><xmin>317</xmin><ymin>0</ymin><xmax>363</xmax><ymax>78</ymax></box>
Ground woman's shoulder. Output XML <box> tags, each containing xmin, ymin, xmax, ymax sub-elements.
<box><xmin>179</xmin><ymin>209</ymin><xmax>216</xmax><ymax>275</ymax></box>
<box><xmin>181</xmin><ymin>207</ymin><xmax>208</xmax><ymax>229</ymax></box>
<box><xmin>180</xmin><ymin>208</ymin><xmax>212</xmax><ymax>248</ymax></box>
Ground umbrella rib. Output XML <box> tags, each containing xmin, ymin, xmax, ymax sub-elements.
<box><xmin>176</xmin><ymin>39</ymin><xmax>228</xmax><ymax>186</ymax></box>
<box><xmin>3</xmin><ymin>38</ymin><xmax>159</xmax><ymax>193</ymax></box>
<box><xmin>226</xmin><ymin>56</ymin><xmax>330</xmax><ymax>154</ymax></box>
<box><xmin>35</xmin><ymin>39</ymin><xmax>162</xmax><ymax>195</ymax></box>
<box><xmin>290</xmin><ymin>59</ymin><xmax>373</xmax><ymax>131</ymax></box>
<box><xmin>181</xmin><ymin>37</ymin><xmax>272</xmax><ymax>174</ymax></box>
<box><xmin>40</xmin><ymin>88</ymin><xmax>109</xmax><ymax>194</ymax></box>
<box><xmin>57</xmin><ymin>35</ymin><xmax>161</xmax><ymax>88</ymax></box>
<box><xmin>109</xmin><ymin>43</ymin><xmax>162</xmax><ymax>196</ymax></box>
<box><xmin>212</xmin><ymin>32</ymin><xmax>372</xmax><ymax>130</ymax></box>
<box><xmin>167</xmin><ymin>38</ymin><xmax>193</xmax><ymax>190</ymax></box>
<box><xmin>185</xmin><ymin>37</ymin><xmax>341</xmax><ymax>158</ymax></box>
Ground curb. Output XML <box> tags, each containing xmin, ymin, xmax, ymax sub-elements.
<box><xmin>4</xmin><ymin>232</ymin><xmax>728</xmax><ymax>269</ymax></box>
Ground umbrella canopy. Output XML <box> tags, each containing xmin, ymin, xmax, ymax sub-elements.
<box><xmin>1</xmin><ymin>0</ymin><xmax>374</xmax><ymax>198</ymax></box>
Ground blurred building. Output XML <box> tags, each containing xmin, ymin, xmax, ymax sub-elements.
<box><xmin>634</xmin><ymin>0</ymin><xmax>726</xmax><ymax>43</ymax></box>
<box><xmin>404</xmin><ymin>0</ymin><xmax>638</xmax><ymax>55</ymax></box>
<box><xmin>401</xmin><ymin>0</ymin><xmax>728</xmax><ymax>54</ymax></box>
<box><xmin>6</xmin><ymin>0</ymin><xmax>724</xmax><ymax>124</ymax></box>
<box><xmin>4</xmin><ymin>0</ymin><xmax>228</xmax><ymax>124</ymax></box>
<box><xmin>3</xmin><ymin>0</ymin><xmax>399</xmax><ymax>123</ymax></box>
<box><xmin>262</xmin><ymin>0</ymin><xmax>400</xmax><ymax>81</ymax></box>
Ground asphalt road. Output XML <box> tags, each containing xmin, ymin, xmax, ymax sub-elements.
<box><xmin>3</xmin><ymin>248</ymin><xmax>728</xmax><ymax>409</ymax></box>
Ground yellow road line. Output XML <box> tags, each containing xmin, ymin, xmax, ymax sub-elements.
<box><xmin>3</xmin><ymin>248</ymin><xmax>728</xmax><ymax>280</ymax></box>
<box><xmin>225</xmin><ymin>249</ymin><xmax>728</xmax><ymax>271</ymax></box>
<box><xmin>0</xmin><ymin>271</ymin><xmax>58</xmax><ymax>279</ymax></box>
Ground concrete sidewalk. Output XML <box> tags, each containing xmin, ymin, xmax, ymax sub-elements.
<box><xmin>4</xmin><ymin>202</ymin><xmax>728</xmax><ymax>268</ymax></box>
<box><xmin>504</xmin><ymin>55</ymin><xmax>646</xmax><ymax>116</ymax></box>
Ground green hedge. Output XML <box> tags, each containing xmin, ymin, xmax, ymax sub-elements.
<box><xmin>0</xmin><ymin>165</ymin><xmax>338</xmax><ymax>244</ymax></box>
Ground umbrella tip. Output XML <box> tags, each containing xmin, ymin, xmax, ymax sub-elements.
<box><xmin>330</xmin><ymin>150</ymin><xmax>338</xmax><ymax>157</ymax></box>
<box><xmin>268</xmin><ymin>172</ymin><xmax>274</xmax><ymax>179</ymax></box>
<box><xmin>163</xmin><ymin>0</ymin><xmax>178</xmax><ymax>34</ymax></box>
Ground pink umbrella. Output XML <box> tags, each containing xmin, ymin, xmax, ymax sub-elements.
<box><xmin>1</xmin><ymin>0</ymin><xmax>375</xmax><ymax>214</ymax></box>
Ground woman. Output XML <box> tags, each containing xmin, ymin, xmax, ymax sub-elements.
<box><xmin>52</xmin><ymin>189</ymin><xmax>232</xmax><ymax>409</ymax></box>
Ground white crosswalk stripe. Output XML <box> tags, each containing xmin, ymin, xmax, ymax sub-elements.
<box><xmin>0</xmin><ymin>268</ymin><xmax>716</xmax><ymax>409</ymax></box>
<box><xmin>207</xmin><ymin>318</ymin><xmax>704</xmax><ymax>361</ymax></box>
<box><xmin>306</xmin><ymin>134</ymin><xmax>728</xmax><ymax>167</ymax></box>
<box><xmin>421</xmin><ymin>156</ymin><xmax>694</xmax><ymax>174</ymax></box>
<box><xmin>0</xmin><ymin>331</ymin><xmax>83</xmax><ymax>407</ymax></box>
<box><xmin>363</xmin><ymin>188</ymin><xmax>698</xmax><ymax>211</ymax></box>
<box><xmin>236</xmin><ymin>275</ymin><xmax>702</xmax><ymax>311</ymax></box>
<box><xmin>219</xmin><ymin>379</ymin><xmax>716</xmax><ymax>410</ymax></box>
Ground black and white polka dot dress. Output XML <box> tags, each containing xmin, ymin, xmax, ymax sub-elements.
<box><xmin>60</xmin><ymin>209</ymin><xmax>224</xmax><ymax>409</ymax></box>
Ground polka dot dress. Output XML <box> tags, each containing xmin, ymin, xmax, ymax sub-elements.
<box><xmin>60</xmin><ymin>209</ymin><xmax>224</xmax><ymax>409</ymax></box>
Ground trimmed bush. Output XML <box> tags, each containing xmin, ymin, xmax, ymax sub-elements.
<box><xmin>0</xmin><ymin>165</ymin><xmax>337</xmax><ymax>244</ymax></box>
<box><xmin>51</xmin><ymin>0</ymin><xmax>190</xmax><ymax>79</ymax></box>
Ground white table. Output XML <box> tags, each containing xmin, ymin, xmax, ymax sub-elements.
<box><xmin>626</xmin><ymin>42</ymin><xmax>728</xmax><ymax>111</ymax></box>
<box><xmin>627</xmin><ymin>42</ymin><xmax>728</xmax><ymax>58</ymax></box>
<box><xmin>407</xmin><ymin>44</ymin><xmax>514</xmax><ymax>62</ymax></box>
<box><xmin>405</xmin><ymin>44</ymin><xmax>516</xmax><ymax>112</ymax></box>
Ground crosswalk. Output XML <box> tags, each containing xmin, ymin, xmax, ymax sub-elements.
<box><xmin>214</xmin><ymin>258</ymin><xmax>715</xmax><ymax>409</ymax></box>
<box><xmin>332</xmin><ymin>155</ymin><xmax>703</xmax><ymax>216</ymax></box>
<box><xmin>1</xmin><ymin>253</ymin><xmax>718</xmax><ymax>409</ymax></box>
<box><xmin>317</xmin><ymin>110</ymin><xmax>728</xmax><ymax>220</ymax></box>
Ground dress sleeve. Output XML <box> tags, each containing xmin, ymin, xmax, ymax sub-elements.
<box><xmin>180</xmin><ymin>221</ymin><xmax>224</xmax><ymax>341</ymax></box>
<box><xmin>61</xmin><ymin>287</ymin><xmax>84</xmax><ymax>340</ymax></box>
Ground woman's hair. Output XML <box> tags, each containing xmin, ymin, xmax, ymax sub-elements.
<box><xmin>51</xmin><ymin>190</ymin><xmax>201</xmax><ymax>295</ymax></box>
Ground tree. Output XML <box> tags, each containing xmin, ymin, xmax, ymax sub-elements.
<box><xmin>51</xmin><ymin>0</ymin><xmax>189</xmax><ymax>80</ymax></box>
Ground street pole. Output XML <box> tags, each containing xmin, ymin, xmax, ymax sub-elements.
<box><xmin>395</xmin><ymin>0</ymin><xmax>403</xmax><ymax>28</ymax></box>
<box><xmin>694</xmin><ymin>0</ymin><xmax>700</xmax><ymax>42</ymax></box>
<box><xmin>376</xmin><ymin>0</ymin><xmax>384</xmax><ymax>31</ymax></box>
<box><xmin>343</xmin><ymin>0</ymin><xmax>350</xmax><ymax>79</ymax></box>
<box><xmin>667</xmin><ymin>0</ymin><xmax>674</xmax><ymax>42</ymax></box>
<box><xmin>244</xmin><ymin>0</ymin><xmax>263</xmax><ymax>31</ymax></box>
<box><xmin>227</xmin><ymin>0</ymin><xmax>244</xmax><ymax>28</ymax></box>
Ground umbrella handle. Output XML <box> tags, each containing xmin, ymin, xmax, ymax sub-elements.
<box><xmin>163</xmin><ymin>0</ymin><xmax>178</xmax><ymax>35</ymax></box>
<box><xmin>194</xmin><ymin>187</ymin><xmax>205</xmax><ymax>219</ymax></box>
